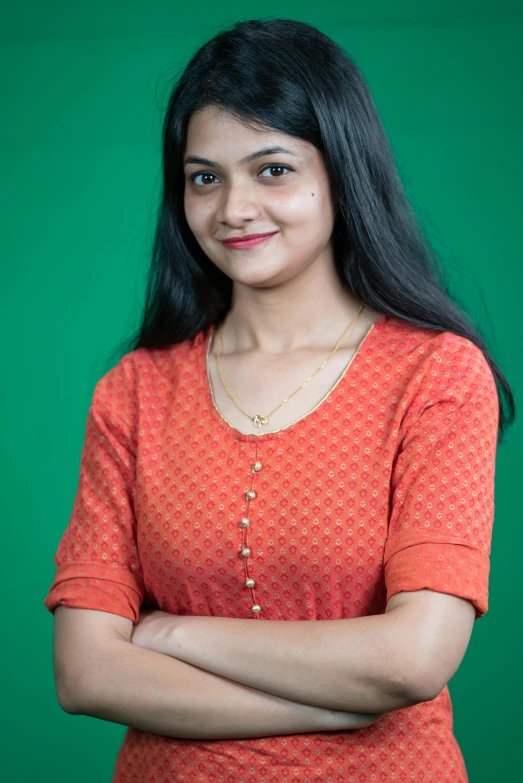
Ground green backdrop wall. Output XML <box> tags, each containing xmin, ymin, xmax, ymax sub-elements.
<box><xmin>2</xmin><ymin>2</ymin><xmax>521</xmax><ymax>781</ymax></box>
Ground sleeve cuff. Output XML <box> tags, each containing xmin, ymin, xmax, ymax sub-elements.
<box><xmin>384</xmin><ymin>532</ymin><xmax>490</xmax><ymax>620</ymax></box>
<box><xmin>43</xmin><ymin>563</ymin><xmax>144</xmax><ymax>623</ymax></box>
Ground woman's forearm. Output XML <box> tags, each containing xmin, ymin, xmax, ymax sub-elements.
<box><xmin>70</xmin><ymin>637</ymin><xmax>382</xmax><ymax>739</ymax></box>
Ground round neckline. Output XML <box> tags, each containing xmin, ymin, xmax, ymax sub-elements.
<box><xmin>200</xmin><ymin>313</ymin><xmax>387</xmax><ymax>441</ymax></box>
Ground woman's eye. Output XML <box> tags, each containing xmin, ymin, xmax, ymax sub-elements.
<box><xmin>189</xmin><ymin>164</ymin><xmax>293</xmax><ymax>186</ymax></box>
<box><xmin>259</xmin><ymin>164</ymin><xmax>293</xmax><ymax>178</ymax></box>
<box><xmin>189</xmin><ymin>172</ymin><xmax>218</xmax><ymax>186</ymax></box>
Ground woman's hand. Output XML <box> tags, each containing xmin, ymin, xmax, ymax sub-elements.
<box><xmin>131</xmin><ymin>606</ymin><xmax>181</xmax><ymax>656</ymax></box>
<box><xmin>328</xmin><ymin>709</ymin><xmax>388</xmax><ymax>731</ymax></box>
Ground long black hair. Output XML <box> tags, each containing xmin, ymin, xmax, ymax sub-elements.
<box><xmin>109</xmin><ymin>17</ymin><xmax>515</xmax><ymax>441</ymax></box>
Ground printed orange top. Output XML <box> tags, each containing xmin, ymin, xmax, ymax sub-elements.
<box><xmin>44</xmin><ymin>313</ymin><xmax>499</xmax><ymax>783</ymax></box>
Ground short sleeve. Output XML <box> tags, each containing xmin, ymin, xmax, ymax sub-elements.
<box><xmin>43</xmin><ymin>356</ymin><xmax>144</xmax><ymax>623</ymax></box>
<box><xmin>383</xmin><ymin>335</ymin><xmax>499</xmax><ymax>620</ymax></box>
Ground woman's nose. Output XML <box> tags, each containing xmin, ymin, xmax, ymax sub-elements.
<box><xmin>217</xmin><ymin>181</ymin><xmax>261</xmax><ymax>222</ymax></box>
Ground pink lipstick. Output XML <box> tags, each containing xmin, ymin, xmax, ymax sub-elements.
<box><xmin>221</xmin><ymin>231</ymin><xmax>278</xmax><ymax>250</ymax></box>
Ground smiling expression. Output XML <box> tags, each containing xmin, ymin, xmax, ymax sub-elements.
<box><xmin>183</xmin><ymin>106</ymin><xmax>337</xmax><ymax>288</ymax></box>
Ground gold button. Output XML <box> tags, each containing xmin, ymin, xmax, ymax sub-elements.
<box><xmin>252</xmin><ymin>604</ymin><xmax>262</xmax><ymax>613</ymax></box>
<box><xmin>240</xmin><ymin>517</ymin><xmax>250</xmax><ymax>527</ymax></box>
<box><xmin>245</xmin><ymin>578</ymin><xmax>255</xmax><ymax>587</ymax></box>
<box><xmin>252</xmin><ymin>462</ymin><xmax>262</xmax><ymax>472</ymax></box>
<box><xmin>241</xmin><ymin>547</ymin><xmax>251</xmax><ymax>557</ymax></box>
<box><xmin>246</xmin><ymin>490</ymin><xmax>256</xmax><ymax>500</ymax></box>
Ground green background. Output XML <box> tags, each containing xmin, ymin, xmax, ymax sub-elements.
<box><xmin>2</xmin><ymin>1</ymin><xmax>522</xmax><ymax>780</ymax></box>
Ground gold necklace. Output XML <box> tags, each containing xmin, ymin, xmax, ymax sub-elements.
<box><xmin>213</xmin><ymin>302</ymin><xmax>365</xmax><ymax>428</ymax></box>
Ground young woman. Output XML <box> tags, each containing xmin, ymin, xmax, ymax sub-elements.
<box><xmin>44</xmin><ymin>17</ymin><xmax>514</xmax><ymax>783</ymax></box>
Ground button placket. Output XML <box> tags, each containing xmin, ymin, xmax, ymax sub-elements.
<box><xmin>239</xmin><ymin>454</ymin><xmax>263</xmax><ymax>616</ymax></box>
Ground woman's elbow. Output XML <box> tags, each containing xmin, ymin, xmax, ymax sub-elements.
<box><xmin>55</xmin><ymin>673</ymin><xmax>81</xmax><ymax>714</ymax></box>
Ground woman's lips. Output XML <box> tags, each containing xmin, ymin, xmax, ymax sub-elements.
<box><xmin>221</xmin><ymin>232</ymin><xmax>278</xmax><ymax>250</ymax></box>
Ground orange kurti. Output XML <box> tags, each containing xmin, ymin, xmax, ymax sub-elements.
<box><xmin>44</xmin><ymin>313</ymin><xmax>499</xmax><ymax>782</ymax></box>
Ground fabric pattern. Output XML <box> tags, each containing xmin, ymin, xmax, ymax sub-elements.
<box><xmin>44</xmin><ymin>313</ymin><xmax>499</xmax><ymax>782</ymax></box>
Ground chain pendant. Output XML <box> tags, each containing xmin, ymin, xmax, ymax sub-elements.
<box><xmin>252</xmin><ymin>414</ymin><xmax>268</xmax><ymax>427</ymax></box>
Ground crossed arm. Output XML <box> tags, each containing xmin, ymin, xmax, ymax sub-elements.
<box><xmin>53</xmin><ymin>588</ymin><xmax>475</xmax><ymax>740</ymax></box>
<box><xmin>130</xmin><ymin>588</ymin><xmax>476</xmax><ymax>713</ymax></box>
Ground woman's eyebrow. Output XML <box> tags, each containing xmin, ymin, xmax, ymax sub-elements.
<box><xmin>183</xmin><ymin>146</ymin><xmax>300</xmax><ymax>168</ymax></box>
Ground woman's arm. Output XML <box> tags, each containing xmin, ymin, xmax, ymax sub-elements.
<box><xmin>131</xmin><ymin>608</ymin><xmax>420</xmax><ymax>713</ymax></box>
<box><xmin>55</xmin><ymin>607</ymin><xmax>384</xmax><ymax>739</ymax></box>
<box><xmin>132</xmin><ymin>593</ymin><xmax>474</xmax><ymax>715</ymax></box>
<box><xmin>75</xmin><ymin>638</ymin><xmax>384</xmax><ymax>738</ymax></box>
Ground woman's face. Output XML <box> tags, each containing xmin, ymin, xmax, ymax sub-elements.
<box><xmin>183</xmin><ymin>106</ymin><xmax>336</xmax><ymax>289</ymax></box>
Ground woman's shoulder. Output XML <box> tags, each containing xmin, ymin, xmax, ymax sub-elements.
<box><xmin>93</xmin><ymin>329</ymin><xmax>207</xmax><ymax>422</ymax></box>
<box><xmin>379</xmin><ymin>314</ymin><xmax>490</xmax><ymax>370</ymax></box>
<box><xmin>379</xmin><ymin>315</ymin><xmax>497</xmax><ymax>410</ymax></box>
